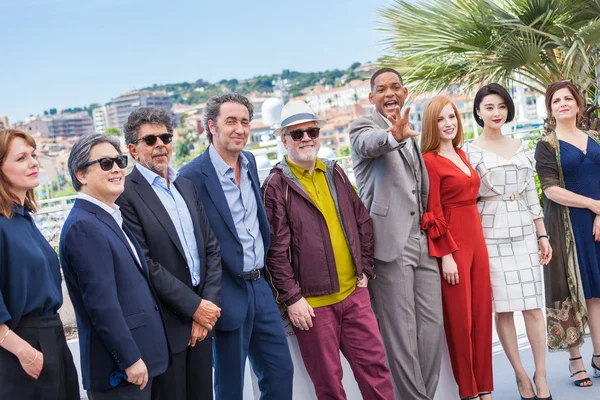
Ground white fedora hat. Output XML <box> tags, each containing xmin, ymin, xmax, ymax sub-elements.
<box><xmin>273</xmin><ymin>100</ymin><xmax>326</xmax><ymax>136</ymax></box>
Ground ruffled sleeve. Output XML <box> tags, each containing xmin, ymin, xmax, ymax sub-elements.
<box><xmin>422</xmin><ymin>154</ymin><xmax>458</xmax><ymax>258</ymax></box>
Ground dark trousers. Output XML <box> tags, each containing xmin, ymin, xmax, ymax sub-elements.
<box><xmin>0</xmin><ymin>314</ymin><xmax>80</xmax><ymax>400</ymax></box>
<box><xmin>213</xmin><ymin>276</ymin><xmax>294</xmax><ymax>400</ymax></box>
<box><xmin>152</xmin><ymin>337</ymin><xmax>213</xmax><ymax>400</ymax></box>
<box><xmin>88</xmin><ymin>378</ymin><xmax>153</xmax><ymax>400</ymax></box>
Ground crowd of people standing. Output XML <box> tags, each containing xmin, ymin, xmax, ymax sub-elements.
<box><xmin>0</xmin><ymin>67</ymin><xmax>599</xmax><ymax>400</ymax></box>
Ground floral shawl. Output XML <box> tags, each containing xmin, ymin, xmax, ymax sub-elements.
<box><xmin>534</xmin><ymin>129</ymin><xmax>600</xmax><ymax>351</ymax></box>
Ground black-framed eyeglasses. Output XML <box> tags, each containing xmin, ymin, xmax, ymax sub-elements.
<box><xmin>286</xmin><ymin>127</ymin><xmax>320</xmax><ymax>141</ymax></box>
<box><xmin>84</xmin><ymin>155</ymin><xmax>128</xmax><ymax>171</ymax></box>
<box><xmin>131</xmin><ymin>133</ymin><xmax>173</xmax><ymax>146</ymax></box>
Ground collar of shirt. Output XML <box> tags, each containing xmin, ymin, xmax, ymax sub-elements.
<box><xmin>12</xmin><ymin>203</ymin><xmax>31</xmax><ymax>218</ymax></box>
<box><xmin>286</xmin><ymin>156</ymin><xmax>327</xmax><ymax>177</ymax></box>
<box><xmin>77</xmin><ymin>192</ymin><xmax>123</xmax><ymax>225</ymax></box>
<box><xmin>379</xmin><ymin>112</ymin><xmax>392</xmax><ymax>127</ymax></box>
<box><xmin>209</xmin><ymin>144</ymin><xmax>249</xmax><ymax>179</ymax></box>
<box><xmin>135</xmin><ymin>162</ymin><xmax>179</xmax><ymax>190</ymax></box>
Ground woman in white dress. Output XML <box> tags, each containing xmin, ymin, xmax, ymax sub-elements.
<box><xmin>463</xmin><ymin>84</ymin><xmax>553</xmax><ymax>400</ymax></box>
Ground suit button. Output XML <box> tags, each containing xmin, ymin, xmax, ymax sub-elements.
<box><xmin>412</xmin><ymin>190</ymin><xmax>416</xmax><ymax>194</ymax></box>
<box><xmin>155</xmin><ymin>305</ymin><xmax>159</xmax><ymax>311</ymax></box>
<box><xmin>410</xmin><ymin>211</ymin><xmax>415</xmax><ymax>215</ymax></box>
<box><xmin>237</xmin><ymin>250</ymin><xmax>242</xmax><ymax>255</ymax></box>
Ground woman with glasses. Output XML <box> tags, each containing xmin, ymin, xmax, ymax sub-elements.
<box><xmin>535</xmin><ymin>80</ymin><xmax>600</xmax><ymax>389</ymax></box>
<box><xmin>0</xmin><ymin>129</ymin><xmax>80</xmax><ymax>399</ymax></box>
<box><xmin>463</xmin><ymin>83</ymin><xmax>552</xmax><ymax>400</ymax></box>
<box><xmin>421</xmin><ymin>96</ymin><xmax>493</xmax><ymax>400</ymax></box>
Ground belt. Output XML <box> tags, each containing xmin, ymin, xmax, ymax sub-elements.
<box><xmin>242</xmin><ymin>268</ymin><xmax>263</xmax><ymax>281</ymax></box>
<box><xmin>480</xmin><ymin>193</ymin><xmax>523</xmax><ymax>201</ymax></box>
<box><xmin>17</xmin><ymin>314</ymin><xmax>63</xmax><ymax>329</ymax></box>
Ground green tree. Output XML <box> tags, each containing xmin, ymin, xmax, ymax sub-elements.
<box><xmin>379</xmin><ymin>0</ymin><xmax>600</xmax><ymax>126</ymax></box>
<box><xmin>105</xmin><ymin>127</ymin><xmax>121</xmax><ymax>136</ymax></box>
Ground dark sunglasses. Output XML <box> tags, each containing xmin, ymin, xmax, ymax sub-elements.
<box><xmin>84</xmin><ymin>155</ymin><xmax>128</xmax><ymax>171</ymax></box>
<box><xmin>131</xmin><ymin>133</ymin><xmax>173</xmax><ymax>146</ymax></box>
<box><xmin>286</xmin><ymin>127</ymin><xmax>320</xmax><ymax>141</ymax></box>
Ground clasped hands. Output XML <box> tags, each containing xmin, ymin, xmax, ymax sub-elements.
<box><xmin>188</xmin><ymin>299</ymin><xmax>221</xmax><ymax>347</ymax></box>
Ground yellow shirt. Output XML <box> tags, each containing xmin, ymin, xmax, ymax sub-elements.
<box><xmin>287</xmin><ymin>157</ymin><xmax>356</xmax><ymax>308</ymax></box>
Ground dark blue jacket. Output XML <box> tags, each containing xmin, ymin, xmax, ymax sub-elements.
<box><xmin>59</xmin><ymin>199</ymin><xmax>170</xmax><ymax>391</ymax></box>
<box><xmin>179</xmin><ymin>150</ymin><xmax>271</xmax><ymax>331</ymax></box>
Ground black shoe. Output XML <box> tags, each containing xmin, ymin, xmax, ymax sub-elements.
<box><xmin>533</xmin><ymin>373</ymin><xmax>552</xmax><ymax>400</ymax></box>
<box><xmin>592</xmin><ymin>354</ymin><xmax>600</xmax><ymax>378</ymax></box>
<box><xmin>516</xmin><ymin>378</ymin><xmax>535</xmax><ymax>400</ymax></box>
<box><xmin>569</xmin><ymin>356</ymin><xmax>593</xmax><ymax>387</ymax></box>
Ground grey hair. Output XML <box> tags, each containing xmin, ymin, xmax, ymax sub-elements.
<box><xmin>68</xmin><ymin>134</ymin><xmax>122</xmax><ymax>191</ymax></box>
<box><xmin>124</xmin><ymin>107</ymin><xmax>173</xmax><ymax>145</ymax></box>
<box><xmin>203</xmin><ymin>93</ymin><xmax>253</xmax><ymax>143</ymax></box>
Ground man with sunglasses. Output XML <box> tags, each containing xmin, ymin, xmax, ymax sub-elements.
<box><xmin>179</xmin><ymin>94</ymin><xmax>293</xmax><ymax>400</ymax></box>
<box><xmin>349</xmin><ymin>68</ymin><xmax>444</xmax><ymax>400</ymax></box>
<box><xmin>262</xmin><ymin>100</ymin><xmax>394</xmax><ymax>399</ymax></box>
<box><xmin>115</xmin><ymin>107</ymin><xmax>222</xmax><ymax>400</ymax></box>
<box><xmin>60</xmin><ymin>134</ymin><xmax>170</xmax><ymax>399</ymax></box>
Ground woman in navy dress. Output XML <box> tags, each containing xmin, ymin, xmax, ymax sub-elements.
<box><xmin>535</xmin><ymin>80</ymin><xmax>600</xmax><ymax>389</ymax></box>
<box><xmin>0</xmin><ymin>129</ymin><xmax>80</xmax><ymax>399</ymax></box>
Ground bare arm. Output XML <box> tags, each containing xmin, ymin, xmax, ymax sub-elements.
<box><xmin>544</xmin><ymin>186</ymin><xmax>600</xmax><ymax>214</ymax></box>
<box><xmin>0</xmin><ymin>324</ymin><xmax>44</xmax><ymax>379</ymax></box>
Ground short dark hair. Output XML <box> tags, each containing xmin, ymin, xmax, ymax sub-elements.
<box><xmin>370</xmin><ymin>68</ymin><xmax>404</xmax><ymax>91</ymax></box>
<box><xmin>545</xmin><ymin>80</ymin><xmax>585</xmax><ymax>123</ymax></box>
<box><xmin>124</xmin><ymin>107</ymin><xmax>173</xmax><ymax>145</ymax></box>
<box><xmin>473</xmin><ymin>83</ymin><xmax>515</xmax><ymax>127</ymax></box>
<box><xmin>203</xmin><ymin>93</ymin><xmax>254</xmax><ymax>143</ymax></box>
<box><xmin>68</xmin><ymin>134</ymin><xmax>122</xmax><ymax>191</ymax></box>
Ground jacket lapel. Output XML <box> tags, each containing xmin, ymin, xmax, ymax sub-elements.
<box><xmin>200</xmin><ymin>152</ymin><xmax>240</xmax><ymax>241</ymax></box>
<box><xmin>130</xmin><ymin>168</ymin><xmax>187</xmax><ymax>260</ymax></box>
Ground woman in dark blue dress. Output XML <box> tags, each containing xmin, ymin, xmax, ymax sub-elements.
<box><xmin>0</xmin><ymin>129</ymin><xmax>80</xmax><ymax>399</ymax></box>
<box><xmin>535</xmin><ymin>80</ymin><xmax>600</xmax><ymax>390</ymax></box>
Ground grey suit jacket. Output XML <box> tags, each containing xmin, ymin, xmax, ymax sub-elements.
<box><xmin>349</xmin><ymin>109</ymin><xmax>430</xmax><ymax>262</ymax></box>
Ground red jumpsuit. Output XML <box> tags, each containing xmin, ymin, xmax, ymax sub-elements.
<box><xmin>422</xmin><ymin>148</ymin><xmax>493</xmax><ymax>398</ymax></box>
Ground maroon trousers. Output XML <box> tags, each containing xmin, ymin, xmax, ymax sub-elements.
<box><xmin>292</xmin><ymin>286</ymin><xmax>394</xmax><ymax>400</ymax></box>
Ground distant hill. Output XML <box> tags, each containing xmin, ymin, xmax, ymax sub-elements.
<box><xmin>142</xmin><ymin>62</ymin><xmax>374</xmax><ymax>105</ymax></box>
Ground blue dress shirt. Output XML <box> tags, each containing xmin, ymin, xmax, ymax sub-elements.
<box><xmin>209</xmin><ymin>145</ymin><xmax>264</xmax><ymax>272</ymax></box>
<box><xmin>135</xmin><ymin>163</ymin><xmax>201</xmax><ymax>286</ymax></box>
<box><xmin>0</xmin><ymin>204</ymin><xmax>62</xmax><ymax>329</ymax></box>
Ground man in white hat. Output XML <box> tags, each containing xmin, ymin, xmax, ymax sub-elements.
<box><xmin>262</xmin><ymin>101</ymin><xmax>394</xmax><ymax>399</ymax></box>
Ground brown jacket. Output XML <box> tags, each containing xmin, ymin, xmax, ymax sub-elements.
<box><xmin>262</xmin><ymin>157</ymin><xmax>374</xmax><ymax>306</ymax></box>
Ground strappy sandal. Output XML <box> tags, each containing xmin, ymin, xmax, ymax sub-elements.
<box><xmin>569</xmin><ymin>356</ymin><xmax>593</xmax><ymax>387</ymax></box>
<box><xmin>592</xmin><ymin>354</ymin><xmax>600</xmax><ymax>377</ymax></box>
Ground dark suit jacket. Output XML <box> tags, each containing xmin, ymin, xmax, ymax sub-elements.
<box><xmin>179</xmin><ymin>149</ymin><xmax>271</xmax><ymax>331</ymax></box>
<box><xmin>59</xmin><ymin>199</ymin><xmax>169</xmax><ymax>391</ymax></box>
<box><xmin>116</xmin><ymin>167</ymin><xmax>222</xmax><ymax>353</ymax></box>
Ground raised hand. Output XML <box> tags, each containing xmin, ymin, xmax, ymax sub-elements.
<box><xmin>387</xmin><ymin>106</ymin><xmax>419</xmax><ymax>141</ymax></box>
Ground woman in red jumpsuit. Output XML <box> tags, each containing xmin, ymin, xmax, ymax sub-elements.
<box><xmin>420</xmin><ymin>96</ymin><xmax>493</xmax><ymax>400</ymax></box>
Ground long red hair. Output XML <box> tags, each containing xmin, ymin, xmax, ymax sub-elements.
<box><xmin>420</xmin><ymin>96</ymin><xmax>464</xmax><ymax>154</ymax></box>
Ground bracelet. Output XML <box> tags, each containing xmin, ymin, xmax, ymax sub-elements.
<box><xmin>21</xmin><ymin>348</ymin><xmax>38</xmax><ymax>366</ymax></box>
<box><xmin>0</xmin><ymin>328</ymin><xmax>10</xmax><ymax>345</ymax></box>
<box><xmin>538</xmin><ymin>235</ymin><xmax>549</xmax><ymax>240</ymax></box>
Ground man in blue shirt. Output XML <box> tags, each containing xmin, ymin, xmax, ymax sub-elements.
<box><xmin>116</xmin><ymin>108</ymin><xmax>222</xmax><ymax>400</ymax></box>
<box><xmin>180</xmin><ymin>93</ymin><xmax>293</xmax><ymax>400</ymax></box>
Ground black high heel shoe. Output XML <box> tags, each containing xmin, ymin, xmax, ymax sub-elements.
<box><xmin>516</xmin><ymin>378</ymin><xmax>535</xmax><ymax>400</ymax></box>
<box><xmin>533</xmin><ymin>373</ymin><xmax>552</xmax><ymax>400</ymax></box>
<box><xmin>569</xmin><ymin>356</ymin><xmax>593</xmax><ymax>387</ymax></box>
<box><xmin>592</xmin><ymin>354</ymin><xmax>600</xmax><ymax>377</ymax></box>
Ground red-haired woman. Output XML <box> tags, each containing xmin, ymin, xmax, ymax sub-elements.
<box><xmin>535</xmin><ymin>80</ymin><xmax>600</xmax><ymax>389</ymax></box>
<box><xmin>0</xmin><ymin>129</ymin><xmax>80</xmax><ymax>399</ymax></box>
<box><xmin>421</xmin><ymin>96</ymin><xmax>493</xmax><ymax>400</ymax></box>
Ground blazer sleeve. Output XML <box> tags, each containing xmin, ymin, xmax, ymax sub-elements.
<box><xmin>339</xmin><ymin>165</ymin><xmax>375</xmax><ymax>278</ymax></box>
<box><xmin>262</xmin><ymin>174</ymin><xmax>303</xmax><ymax>307</ymax></box>
<box><xmin>63</xmin><ymin>221</ymin><xmax>142</xmax><ymax>370</ymax></box>
<box><xmin>194</xmin><ymin>186</ymin><xmax>222</xmax><ymax>306</ymax></box>
<box><xmin>349</xmin><ymin>117</ymin><xmax>406</xmax><ymax>160</ymax></box>
<box><xmin>117</xmin><ymin>193</ymin><xmax>202</xmax><ymax>319</ymax></box>
<box><xmin>422</xmin><ymin>156</ymin><xmax>458</xmax><ymax>258</ymax></box>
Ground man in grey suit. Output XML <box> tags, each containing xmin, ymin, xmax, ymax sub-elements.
<box><xmin>349</xmin><ymin>68</ymin><xmax>444</xmax><ymax>400</ymax></box>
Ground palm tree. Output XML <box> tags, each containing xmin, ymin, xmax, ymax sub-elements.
<box><xmin>378</xmin><ymin>0</ymin><xmax>600</xmax><ymax>128</ymax></box>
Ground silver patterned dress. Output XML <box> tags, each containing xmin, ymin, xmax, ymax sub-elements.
<box><xmin>464</xmin><ymin>141</ymin><xmax>544</xmax><ymax>313</ymax></box>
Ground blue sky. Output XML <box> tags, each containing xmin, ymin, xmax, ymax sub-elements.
<box><xmin>0</xmin><ymin>0</ymin><xmax>389</xmax><ymax>122</ymax></box>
